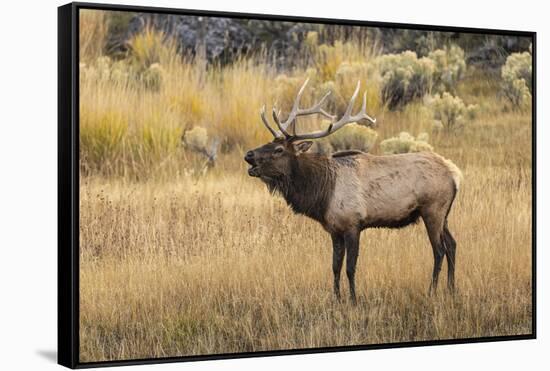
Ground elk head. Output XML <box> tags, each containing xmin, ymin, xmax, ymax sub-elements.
<box><xmin>244</xmin><ymin>78</ymin><xmax>377</xmax><ymax>180</ymax></box>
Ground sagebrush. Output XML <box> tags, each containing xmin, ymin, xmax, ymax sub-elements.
<box><xmin>501</xmin><ymin>50</ymin><xmax>532</xmax><ymax>108</ymax></box>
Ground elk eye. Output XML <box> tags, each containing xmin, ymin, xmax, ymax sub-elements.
<box><xmin>273</xmin><ymin>147</ymin><xmax>284</xmax><ymax>155</ymax></box>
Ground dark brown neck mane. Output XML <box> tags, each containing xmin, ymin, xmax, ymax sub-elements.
<box><xmin>264</xmin><ymin>154</ymin><xmax>335</xmax><ymax>223</ymax></box>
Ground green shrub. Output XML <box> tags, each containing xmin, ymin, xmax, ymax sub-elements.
<box><xmin>274</xmin><ymin>74</ymin><xmax>309</xmax><ymax>112</ymax></box>
<box><xmin>312</xmin><ymin>140</ymin><xmax>334</xmax><ymax>155</ymax></box>
<box><xmin>80</xmin><ymin>27</ymin><xmax>176</xmax><ymax>91</ymax></box>
<box><xmin>324</xmin><ymin>124</ymin><xmax>378</xmax><ymax>152</ymax></box>
<box><xmin>141</xmin><ymin>63</ymin><xmax>164</xmax><ymax>91</ymax></box>
<box><xmin>501</xmin><ymin>50</ymin><xmax>532</xmax><ymax>108</ymax></box>
<box><xmin>80</xmin><ymin>55</ymin><xmax>166</xmax><ymax>91</ymax></box>
<box><xmin>333</xmin><ymin>62</ymin><xmax>381</xmax><ymax>115</ymax></box>
<box><xmin>109</xmin><ymin>60</ymin><xmax>132</xmax><ymax>85</ymax></box>
<box><xmin>313</xmin><ymin>40</ymin><xmax>368</xmax><ymax>81</ymax></box>
<box><xmin>182</xmin><ymin>126</ymin><xmax>219</xmax><ymax>167</ymax></box>
<box><xmin>183</xmin><ymin>126</ymin><xmax>209</xmax><ymax>152</ymax></box>
<box><xmin>428</xmin><ymin>92</ymin><xmax>477</xmax><ymax>131</ymax></box>
<box><xmin>377</xmin><ymin>46</ymin><xmax>466</xmax><ymax>110</ymax></box>
<box><xmin>80</xmin><ymin>56</ymin><xmax>116</xmax><ymax>82</ymax></box>
<box><xmin>380</xmin><ymin>132</ymin><xmax>433</xmax><ymax>154</ymax></box>
<box><xmin>377</xmin><ymin>51</ymin><xmax>435</xmax><ymax>110</ymax></box>
<box><xmin>428</xmin><ymin>45</ymin><xmax>466</xmax><ymax>94</ymax></box>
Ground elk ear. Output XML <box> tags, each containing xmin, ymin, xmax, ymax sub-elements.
<box><xmin>293</xmin><ymin>141</ymin><xmax>313</xmax><ymax>154</ymax></box>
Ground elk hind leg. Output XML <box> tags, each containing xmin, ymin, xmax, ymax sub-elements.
<box><xmin>443</xmin><ymin>223</ymin><xmax>457</xmax><ymax>293</ymax></box>
<box><xmin>331</xmin><ymin>233</ymin><xmax>345</xmax><ymax>301</ymax></box>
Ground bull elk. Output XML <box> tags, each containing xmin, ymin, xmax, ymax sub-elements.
<box><xmin>244</xmin><ymin>79</ymin><xmax>462</xmax><ymax>303</ymax></box>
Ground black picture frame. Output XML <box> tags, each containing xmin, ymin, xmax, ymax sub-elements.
<box><xmin>58</xmin><ymin>2</ymin><xmax>537</xmax><ymax>368</ymax></box>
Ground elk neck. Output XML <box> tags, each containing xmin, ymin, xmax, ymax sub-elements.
<box><xmin>270</xmin><ymin>153</ymin><xmax>336</xmax><ymax>223</ymax></box>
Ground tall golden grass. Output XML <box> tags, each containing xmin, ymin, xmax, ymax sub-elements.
<box><xmin>79</xmin><ymin>9</ymin><xmax>109</xmax><ymax>62</ymax></box>
<box><xmin>78</xmin><ymin>10</ymin><xmax>532</xmax><ymax>362</ymax></box>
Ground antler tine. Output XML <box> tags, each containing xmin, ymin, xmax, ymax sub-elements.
<box><xmin>260</xmin><ymin>105</ymin><xmax>282</xmax><ymax>139</ymax></box>
<box><xmin>277</xmin><ymin>78</ymin><xmax>309</xmax><ymax>132</ymax></box>
<box><xmin>298</xmin><ymin>91</ymin><xmax>336</xmax><ymax>119</ymax></box>
<box><xmin>354</xmin><ymin>90</ymin><xmax>377</xmax><ymax>126</ymax></box>
<box><xmin>320</xmin><ymin>81</ymin><xmax>362</xmax><ymax>135</ymax></box>
<box><xmin>288</xmin><ymin>91</ymin><xmax>337</xmax><ymax>135</ymax></box>
<box><xmin>291</xmin><ymin>81</ymin><xmax>377</xmax><ymax>141</ymax></box>
<box><xmin>296</xmin><ymin>77</ymin><xmax>309</xmax><ymax>98</ymax></box>
<box><xmin>272</xmin><ymin>106</ymin><xmax>290</xmax><ymax>137</ymax></box>
<box><xmin>340</xmin><ymin>82</ymin><xmax>377</xmax><ymax>125</ymax></box>
<box><xmin>279</xmin><ymin>78</ymin><xmax>338</xmax><ymax>133</ymax></box>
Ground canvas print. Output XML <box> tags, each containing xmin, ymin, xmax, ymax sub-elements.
<box><xmin>78</xmin><ymin>7</ymin><xmax>534</xmax><ymax>363</ymax></box>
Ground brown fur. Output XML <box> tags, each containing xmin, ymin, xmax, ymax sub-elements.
<box><xmin>245</xmin><ymin>141</ymin><xmax>462</xmax><ymax>303</ymax></box>
<box><xmin>264</xmin><ymin>152</ymin><xmax>336</xmax><ymax>223</ymax></box>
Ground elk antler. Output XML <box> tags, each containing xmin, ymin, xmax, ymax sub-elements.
<box><xmin>272</xmin><ymin>78</ymin><xmax>336</xmax><ymax>136</ymax></box>
<box><xmin>259</xmin><ymin>79</ymin><xmax>376</xmax><ymax>140</ymax></box>
<box><xmin>260</xmin><ymin>105</ymin><xmax>282</xmax><ymax>139</ymax></box>
<box><xmin>292</xmin><ymin>81</ymin><xmax>377</xmax><ymax>140</ymax></box>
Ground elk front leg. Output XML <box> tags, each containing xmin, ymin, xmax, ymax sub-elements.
<box><xmin>331</xmin><ymin>233</ymin><xmax>345</xmax><ymax>301</ymax></box>
<box><xmin>422</xmin><ymin>210</ymin><xmax>445</xmax><ymax>296</ymax></box>
<box><xmin>344</xmin><ymin>229</ymin><xmax>360</xmax><ymax>305</ymax></box>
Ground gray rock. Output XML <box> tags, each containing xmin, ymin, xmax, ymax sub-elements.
<box><xmin>116</xmin><ymin>13</ymin><xmax>318</xmax><ymax>67</ymax></box>
<box><xmin>124</xmin><ymin>14</ymin><xmax>252</xmax><ymax>62</ymax></box>
<box><xmin>110</xmin><ymin>13</ymin><xmax>531</xmax><ymax>71</ymax></box>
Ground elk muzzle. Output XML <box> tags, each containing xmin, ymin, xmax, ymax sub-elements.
<box><xmin>244</xmin><ymin>151</ymin><xmax>260</xmax><ymax>177</ymax></box>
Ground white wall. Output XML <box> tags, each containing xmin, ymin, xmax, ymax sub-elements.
<box><xmin>0</xmin><ymin>0</ymin><xmax>545</xmax><ymax>370</ymax></box>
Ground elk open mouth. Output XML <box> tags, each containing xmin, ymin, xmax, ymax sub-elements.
<box><xmin>248</xmin><ymin>165</ymin><xmax>260</xmax><ymax>177</ymax></box>
<box><xmin>244</xmin><ymin>152</ymin><xmax>260</xmax><ymax>177</ymax></box>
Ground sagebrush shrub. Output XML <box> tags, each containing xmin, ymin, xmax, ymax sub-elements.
<box><xmin>379</xmin><ymin>132</ymin><xmax>433</xmax><ymax>154</ymax></box>
<box><xmin>377</xmin><ymin>51</ymin><xmax>435</xmax><ymax>110</ymax></box>
<box><xmin>428</xmin><ymin>45</ymin><xmax>466</xmax><ymax>94</ymax></box>
<box><xmin>274</xmin><ymin>74</ymin><xmax>309</xmax><ymax>112</ymax></box>
<box><xmin>141</xmin><ymin>63</ymin><xmax>164</xmax><ymax>91</ymax></box>
<box><xmin>80</xmin><ymin>56</ymin><xmax>115</xmax><ymax>82</ymax></box>
<box><xmin>334</xmin><ymin>62</ymin><xmax>370</xmax><ymax>92</ymax></box>
<box><xmin>333</xmin><ymin>62</ymin><xmax>381</xmax><ymax>115</ymax></box>
<box><xmin>501</xmin><ymin>50</ymin><xmax>532</xmax><ymax>107</ymax></box>
<box><xmin>428</xmin><ymin>92</ymin><xmax>477</xmax><ymax>131</ymax></box>
<box><xmin>80</xmin><ymin>55</ymin><xmax>165</xmax><ymax>91</ymax></box>
<box><xmin>325</xmin><ymin>124</ymin><xmax>378</xmax><ymax>152</ymax></box>
<box><xmin>312</xmin><ymin>40</ymin><xmax>373</xmax><ymax>82</ymax></box>
<box><xmin>182</xmin><ymin>126</ymin><xmax>219</xmax><ymax>171</ymax></box>
<box><xmin>183</xmin><ymin>126</ymin><xmax>209</xmax><ymax>153</ymax></box>
<box><xmin>81</xmin><ymin>27</ymin><xmax>177</xmax><ymax>91</ymax></box>
<box><xmin>312</xmin><ymin>140</ymin><xmax>334</xmax><ymax>155</ymax></box>
<box><xmin>377</xmin><ymin>46</ymin><xmax>466</xmax><ymax>110</ymax></box>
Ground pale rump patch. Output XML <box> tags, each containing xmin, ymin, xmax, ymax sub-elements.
<box><xmin>432</xmin><ymin>153</ymin><xmax>463</xmax><ymax>191</ymax></box>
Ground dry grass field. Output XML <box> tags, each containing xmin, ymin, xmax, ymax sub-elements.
<box><xmin>78</xmin><ymin>10</ymin><xmax>533</xmax><ymax>363</ymax></box>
